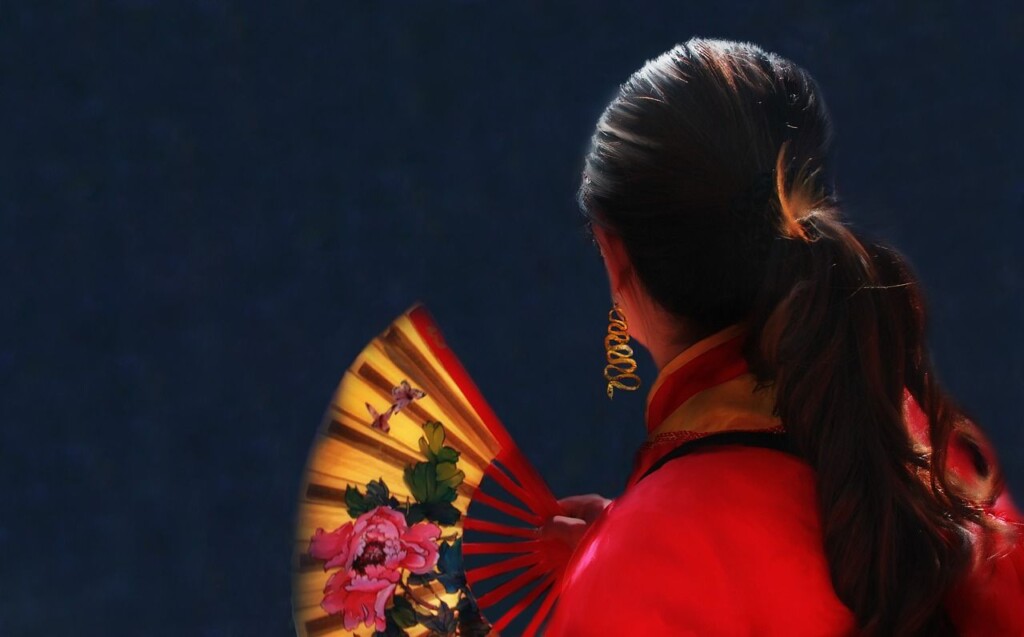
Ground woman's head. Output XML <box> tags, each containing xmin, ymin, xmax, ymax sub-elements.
<box><xmin>580</xmin><ymin>39</ymin><xmax>834</xmax><ymax>340</ymax></box>
<box><xmin>582</xmin><ymin>38</ymin><xmax>1007</xmax><ymax>636</ymax></box>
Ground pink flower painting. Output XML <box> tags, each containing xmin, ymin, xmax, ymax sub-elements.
<box><xmin>309</xmin><ymin>506</ymin><xmax>442</xmax><ymax>632</ymax></box>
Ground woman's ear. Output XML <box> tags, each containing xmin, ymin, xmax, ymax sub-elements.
<box><xmin>591</xmin><ymin>224</ymin><xmax>633</xmax><ymax>299</ymax></box>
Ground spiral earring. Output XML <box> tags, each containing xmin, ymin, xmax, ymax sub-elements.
<box><xmin>604</xmin><ymin>302</ymin><xmax>641</xmax><ymax>399</ymax></box>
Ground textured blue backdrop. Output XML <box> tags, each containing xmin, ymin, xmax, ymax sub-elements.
<box><xmin>2</xmin><ymin>1</ymin><xmax>1022</xmax><ymax>635</ymax></box>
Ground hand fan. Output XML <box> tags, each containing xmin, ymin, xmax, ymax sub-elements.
<box><xmin>292</xmin><ymin>305</ymin><xmax>571</xmax><ymax>636</ymax></box>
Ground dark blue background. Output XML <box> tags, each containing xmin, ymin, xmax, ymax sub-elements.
<box><xmin>3</xmin><ymin>1</ymin><xmax>1022</xmax><ymax>635</ymax></box>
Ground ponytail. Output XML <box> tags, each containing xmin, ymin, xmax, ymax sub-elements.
<box><xmin>747</xmin><ymin>168</ymin><xmax>1004</xmax><ymax>635</ymax></box>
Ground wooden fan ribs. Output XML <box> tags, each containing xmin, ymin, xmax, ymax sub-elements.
<box><xmin>469</xmin><ymin>490</ymin><xmax>543</xmax><ymax>527</ymax></box>
<box><xmin>496</xmin><ymin>574</ymin><xmax>558</xmax><ymax>633</ymax></box>
<box><xmin>461</xmin><ymin>460</ymin><xmax>566</xmax><ymax>636</ymax></box>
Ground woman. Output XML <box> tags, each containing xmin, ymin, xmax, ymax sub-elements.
<box><xmin>544</xmin><ymin>39</ymin><xmax>1023</xmax><ymax>636</ymax></box>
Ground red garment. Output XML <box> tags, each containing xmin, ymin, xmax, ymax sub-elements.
<box><xmin>546</xmin><ymin>327</ymin><xmax>1024</xmax><ymax>636</ymax></box>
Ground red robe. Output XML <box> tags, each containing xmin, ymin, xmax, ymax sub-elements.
<box><xmin>546</xmin><ymin>326</ymin><xmax>1024</xmax><ymax>635</ymax></box>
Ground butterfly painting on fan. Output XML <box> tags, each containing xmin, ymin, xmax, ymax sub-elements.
<box><xmin>365</xmin><ymin>380</ymin><xmax>427</xmax><ymax>434</ymax></box>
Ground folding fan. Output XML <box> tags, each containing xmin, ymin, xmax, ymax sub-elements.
<box><xmin>292</xmin><ymin>305</ymin><xmax>571</xmax><ymax>636</ymax></box>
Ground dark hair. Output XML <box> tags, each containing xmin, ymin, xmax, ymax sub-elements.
<box><xmin>580</xmin><ymin>38</ymin><xmax>1007</xmax><ymax>635</ymax></box>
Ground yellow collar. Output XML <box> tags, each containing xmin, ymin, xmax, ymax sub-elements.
<box><xmin>644</xmin><ymin>324</ymin><xmax>780</xmax><ymax>443</ymax></box>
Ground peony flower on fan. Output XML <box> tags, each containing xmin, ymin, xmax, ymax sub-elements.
<box><xmin>309</xmin><ymin>505</ymin><xmax>442</xmax><ymax>632</ymax></box>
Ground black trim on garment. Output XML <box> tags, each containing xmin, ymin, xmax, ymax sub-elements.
<box><xmin>637</xmin><ymin>431</ymin><xmax>796</xmax><ymax>483</ymax></box>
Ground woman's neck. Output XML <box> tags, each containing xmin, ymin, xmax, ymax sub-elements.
<box><xmin>643</xmin><ymin>316</ymin><xmax>712</xmax><ymax>372</ymax></box>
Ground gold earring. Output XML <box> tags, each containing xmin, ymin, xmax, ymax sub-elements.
<box><xmin>604</xmin><ymin>302</ymin><xmax>641</xmax><ymax>399</ymax></box>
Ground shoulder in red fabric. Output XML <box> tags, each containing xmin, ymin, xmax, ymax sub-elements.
<box><xmin>547</xmin><ymin>446</ymin><xmax>856</xmax><ymax>636</ymax></box>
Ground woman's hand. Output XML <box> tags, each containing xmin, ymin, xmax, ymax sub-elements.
<box><xmin>558</xmin><ymin>494</ymin><xmax>612</xmax><ymax>524</ymax></box>
<box><xmin>540</xmin><ymin>494</ymin><xmax>612</xmax><ymax>550</ymax></box>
